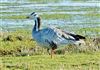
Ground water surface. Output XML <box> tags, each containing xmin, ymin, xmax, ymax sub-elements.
<box><xmin>0</xmin><ymin>0</ymin><xmax>100</xmax><ymax>36</ymax></box>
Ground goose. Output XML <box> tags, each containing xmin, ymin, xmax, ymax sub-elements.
<box><xmin>27</xmin><ymin>12</ymin><xmax>85</xmax><ymax>58</ymax></box>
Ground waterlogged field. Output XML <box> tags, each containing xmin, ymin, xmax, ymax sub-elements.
<box><xmin>1</xmin><ymin>0</ymin><xmax>100</xmax><ymax>36</ymax></box>
<box><xmin>0</xmin><ymin>0</ymin><xmax>100</xmax><ymax>70</ymax></box>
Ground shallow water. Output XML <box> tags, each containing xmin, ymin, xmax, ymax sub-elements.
<box><xmin>0</xmin><ymin>0</ymin><xmax>100</xmax><ymax>36</ymax></box>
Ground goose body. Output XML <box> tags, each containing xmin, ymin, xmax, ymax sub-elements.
<box><xmin>27</xmin><ymin>12</ymin><xmax>85</xmax><ymax>58</ymax></box>
<box><xmin>32</xmin><ymin>27</ymin><xmax>78</xmax><ymax>49</ymax></box>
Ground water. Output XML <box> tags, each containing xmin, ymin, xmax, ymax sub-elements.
<box><xmin>0</xmin><ymin>0</ymin><xmax>100</xmax><ymax>36</ymax></box>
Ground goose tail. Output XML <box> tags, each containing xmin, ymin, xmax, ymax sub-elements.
<box><xmin>74</xmin><ymin>35</ymin><xmax>86</xmax><ymax>45</ymax></box>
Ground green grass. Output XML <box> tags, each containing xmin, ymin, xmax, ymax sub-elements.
<box><xmin>0</xmin><ymin>2</ymin><xmax>21</xmax><ymax>6</ymax></box>
<box><xmin>0</xmin><ymin>53</ymin><xmax>100</xmax><ymax>70</ymax></box>
<box><xmin>1</xmin><ymin>13</ymin><xmax>100</xmax><ymax>19</ymax></box>
<box><xmin>79</xmin><ymin>27</ymin><xmax>100</xmax><ymax>33</ymax></box>
<box><xmin>1</xmin><ymin>0</ymin><xmax>100</xmax><ymax>70</ymax></box>
<box><xmin>84</xmin><ymin>13</ymin><xmax>100</xmax><ymax>18</ymax></box>
<box><xmin>41</xmin><ymin>14</ymin><xmax>72</xmax><ymax>19</ymax></box>
<box><xmin>0</xmin><ymin>12</ymin><xmax>21</xmax><ymax>14</ymax></box>
<box><xmin>28</xmin><ymin>0</ymin><xmax>61</xmax><ymax>3</ymax></box>
<box><xmin>71</xmin><ymin>0</ymin><xmax>83</xmax><ymax>1</ymax></box>
<box><xmin>0</xmin><ymin>29</ymin><xmax>100</xmax><ymax>70</ymax></box>
<box><xmin>0</xmin><ymin>14</ymin><xmax>72</xmax><ymax>19</ymax></box>
<box><xmin>0</xmin><ymin>29</ymin><xmax>100</xmax><ymax>56</ymax></box>
<box><xmin>0</xmin><ymin>30</ymin><xmax>37</xmax><ymax>56</ymax></box>
<box><xmin>0</xmin><ymin>15</ymin><xmax>26</xmax><ymax>19</ymax></box>
<box><xmin>47</xmin><ymin>6</ymin><xmax>99</xmax><ymax>12</ymax></box>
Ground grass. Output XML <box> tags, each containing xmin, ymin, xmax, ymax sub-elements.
<box><xmin>0</xmin><ymin>12</ymin><xmax>22</xmax><ymax>14</ymax></box>
<box><xmin>0</xmin><ymin>15</ymin><xmax>26</xmax><ymax>19</ymax></box>
<box><xmin>0</xmin><ymin>53</ymin><xmax>100</xmax><ymax>70</ymax></box>
<box><xmin>71</xmin><ymin>0</ymin><xmax>88</xmax><ymax>2</ymax></box>
<box><xmin>77</xmin><ymin>27</ymin><xmax>100</xmax><ymax>37</ymax></box>
<box><xmin>47</xmin><ymin>6</ymin><xmax>100</xmax><ymax>12</ymax></box>
<box><xmin>1</xmin><ymin>12</ymin><xmax>100</xmax><ymax>19</ymax></box>
<box><xmin>0</xmin><ymin>29</ymin><xmax>100</xmax><ymax>56</ymax></box>
<box><xmin>0</xmin><ymin>26</ymin><xmax>100</xmax><ymax>70</ymax></box>
<box><xmin>1</xmin><ymin>0</ymin><xmax>100</xmax><ymax>70</ymax></box>
<box><xmin>0</xmin><ymin>30</ymin><xmax>37</xmax><ymax>56</ymax></box>
<box><xmin>0</xmin><ymin>3</ymin><xmax>20</xmax><ymax>6</ymax></box>
<box><xmin>28</xmin><ymin>0</ymin><xmax>95</xmax><ymax>3</ymax></box>
<box><xmin>0</xmin><ymin>13</ymin><xmax>72</xmax><ymax>19</ymax></box>
<box><xmin>41</xmin><ymin>14</ymin><xmax>72</xmax><ymax>19</ymax></box>
<box><xmin>28</xmin><ymin>0</ymin><xmax>61</xmax><ymax>3</ymax></box>
<box><xmin>79</xmin><ymin>27</ymin><xmax>100</xmax><ymax>32</ymax></box>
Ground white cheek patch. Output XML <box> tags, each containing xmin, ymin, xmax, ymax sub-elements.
<box><xmin>30</xmin><ymin>14</ymin><xmax>39</xmax><ymax>19</ymax></box>
<box><xmin>35</xmin><ymin>14</ymin><xmax>39</xmax><ymax>17</ymax></box>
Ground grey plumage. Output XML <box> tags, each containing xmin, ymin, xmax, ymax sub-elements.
<box><xmin>27</xmin><ymin>12</ymin><xmax>86</xmax><ymax>56</ymax></box>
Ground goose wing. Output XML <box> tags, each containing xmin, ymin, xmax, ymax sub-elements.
<box><xmin>33</xmin><ymin>27</ymin><xmax>85</xmax><ymax>48</ymax></box>
<box><xmin>39</xmin><ymin>27</ymin><xmax>76</xmax><ymax>43</ymax></box>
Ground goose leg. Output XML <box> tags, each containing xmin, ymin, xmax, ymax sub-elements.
<box><xmin>51</xmin><ymin>49</ymin><xmax>53</xmax><ymax>58</ymax></box>
<box><xmin>47</xmin><ymin>48</ymin><xmax>50</xmax><ymax>55</ymax></box>
<box><xmin>51</xmin><ymin>49</ymin><xmax>55</xmax><ymax>58</ymax></box>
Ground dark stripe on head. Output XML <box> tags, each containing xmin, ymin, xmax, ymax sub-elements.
<box><xmin>31</xmin><ymin>12</ymin><xmax>35</xmax><ymax>15</ymax></box>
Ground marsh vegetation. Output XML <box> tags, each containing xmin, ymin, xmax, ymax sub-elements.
<box><xmin>0</xmin><ymin>0</ymin><xmax>100</xmax><ymax>70</ymax></box>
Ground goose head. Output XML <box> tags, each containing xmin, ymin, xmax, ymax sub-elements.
<box><xmin>27</xmin><ymin>12</ymin><xmax>39</xmax><ymax>20</ymax></box>
<box><xmin>27</xmin><ymin>12</ymin><xmax>41</xmax><ymax>30</ymax></box>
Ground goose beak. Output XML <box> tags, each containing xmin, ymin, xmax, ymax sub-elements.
<box><xmin>26</xmin><ymin>16</ymin><xmax>29</xmax><ymax>19</ymax></box>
